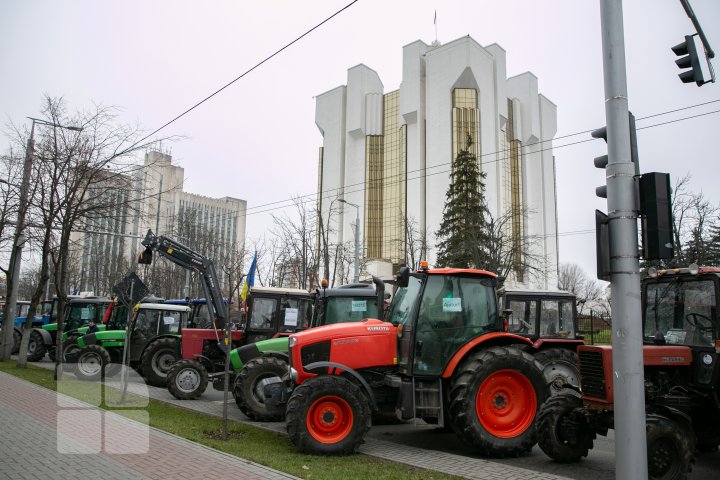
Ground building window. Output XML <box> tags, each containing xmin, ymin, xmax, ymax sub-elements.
<box><xmin>451</xmin><ymin>88</ymin><xmax>480</xmax><ymax>162</ymax></box>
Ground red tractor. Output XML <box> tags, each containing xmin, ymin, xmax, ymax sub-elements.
<box><xmin>537</xmin><ymin>265</ymin><xmax>720</xmax><ymax>479</ymax></box>
<box><xmin>275</xmin><ymin>264</ymin><xmax>550</xmax><ymax>456</ymax></box>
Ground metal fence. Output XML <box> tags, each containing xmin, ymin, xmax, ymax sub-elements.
<box><xmin>578</xmin><ymin>310</ymin><xmax>612</xmax><ymax>345</ymax></box>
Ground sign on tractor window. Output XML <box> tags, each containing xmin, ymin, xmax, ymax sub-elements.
<box><xmin>442</xmin><ymin>298</ymin><xmax>462</xmax><ymax>312</ymax></box>
<box><xmin>351</xmin><ymin>300</ymin><xmax>367</xmax><ymax>312</ymax></box>
<box><xmin>163</xmin><ymin>316</ymin><xmax>176</xmax><ymax>325</ymax></box>
<box><xmin>284</xmin><ymin>308</ymin><xmax>298</xmax><ymax>327</ymax></box>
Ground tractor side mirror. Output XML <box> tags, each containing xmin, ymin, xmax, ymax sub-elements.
<box><xmin>396</xmin><ymin>267</ymin><xmax>410</xmax><ymax>288</ymax></box>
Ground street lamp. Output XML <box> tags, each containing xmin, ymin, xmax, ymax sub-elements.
<box><xmin>1</xmin><ymin>117</ymin><xmax>82</xmax><ymax>360</ymax></box>
<box><xmin>338</xmin><ymin>198</ymin><xmax>360</xmax><ymax>283</ymax></box>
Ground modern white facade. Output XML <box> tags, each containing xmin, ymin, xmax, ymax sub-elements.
<box><xmin>316</xmin><ymin>36</ymin><xmax>559</xmax><ymax>289</ymax></box>
<box><xmin>72</xmin><ymin>150</ymin><xmax>247</xmax><ymax>293</ymax></box>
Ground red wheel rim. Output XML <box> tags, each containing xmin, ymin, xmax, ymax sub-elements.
<box><xmin>476</xmin><ymin>369</ymin><xmax>536</xmax><ymax>438</ymax></box>
<box><xmin>306</xmin><ymin>395</ymin><xmax>353</xmax><ymax>444</ymax></box>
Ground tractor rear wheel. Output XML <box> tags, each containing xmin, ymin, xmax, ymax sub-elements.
<box><xmin>448</xmin><ymin>346</ymin><xmax>548</xmax><ymax>457</ymax></box>
<box><xmin>534</xmin><ymin>348</ymin><xmax>580</xmax><ymax>395</ymax></box>
<box><xmin>646</xmin><ymin>414</ymin><xmax>695</xmax><ymax>480</ymax></box>
<box><xmin>26</xmin><ymin>330</ymin><xmax>47</xmax><ymax>362</ymax></box>
<box><xmin>286</xmin><ymin>375</ymin><xmax>371</xmax><ymax>455</ymax></box>
<box><xmin>141</xmin><ymin>337</ymin><xmax>179</xmax><ymax>387</ymax></box>
<box><xmin>537</xmin><ymin>389</ymin><xmax>595</xmax><ymax>462</ymax></box>
<box><xmin>234</xmin><ymin>356</ymin><xmax>287</xmax><ymax>421</ymax></box>
<box><xmin>12</xmin><ymin>329</ymin><xmax>21</xmax><ymax>354</ymax></box>
<box><xmin>167</xmin><ymin>359</ymin><xmax>208</xmax><ymax>400</ymax></box>
<box><xmin>75</xmin><ymin>345</ymin><xmax>112</xmax><ymax>381</ymax></box>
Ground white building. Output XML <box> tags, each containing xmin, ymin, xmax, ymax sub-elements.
<box><xmin>73</xmin><ymin>150</ymin><xmax>246</xmax><ymax>293</ymax></box>
<box><xmin>315</xmin><ymin>36</ymin><xmax>559</xmax><ymax>289</ymax></box>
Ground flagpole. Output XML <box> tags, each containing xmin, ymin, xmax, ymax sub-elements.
<box><xmin>434</xmin><ymin>10</ymin><xmax>437</xmax><ymax>43</ymax></box>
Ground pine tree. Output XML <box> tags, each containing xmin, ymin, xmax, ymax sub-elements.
<box><xmin>435</xmin><ymin>136</ymin><xmax>491</xmax><ymax>268</ymax></box>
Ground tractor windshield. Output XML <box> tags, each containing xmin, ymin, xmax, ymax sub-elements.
<box><xmin>414</xmin><ymin>275</ymin><xmax>498</xmax><ymax>375</ymax></box>
<box><xmin>644</xmin><ymin>278</ymin><xmax>717</xmax><ymax>346</ymax></box>
<box><xmin>65</xmin><ymin>304</ymin><xmax>102</xmax><ymax>331</ymax></box>
<box><xmin>317</xmin><ymin>296</ymin><xmax>380</xmax><ymax>326</ymax></box>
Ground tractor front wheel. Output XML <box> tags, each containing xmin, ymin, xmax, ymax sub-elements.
<box><xmin>448</xmin><ymin>346</ymin><xmax>548</xmax><ymax>457</ymax></box>
<box><xmin>75</xmin><ymin>345</ymin><xmax>112</xmax><ymax>381</ymax></box>
<box><xmin>141</xmin><ymin>337</ymin><xmax>179</xmax><ymax>387</ymax></box>
<box><xmin>286</xmin><ymin>375</ymin><xmax>371</xmax><ymax>455</ymax></box>
<box><xmin>235</xmin><ymin>356</ymin><xmax>287</xmax><ymax>421</ymax></box>
<box><xmin>534</xmin><ymin>348</ymin><xmax>580</xmax><ymax>395</ymax></box>
<box><xmin>167</xmin><ymin>359</ymin><xmax>209</xmax><ymax>400</ymax></box>
<box><xmin>646</xmin><ymin>414</ymin><xmax>695</xmax><ymax>480</ymax></box>
<box><xmin>26</xmin><ymin>330</ymin><xmax>48</xmax><ymax>362</ymax></box>
<box><xmin>61</xmin><ymin>337</ymin><xmax>81</xmax><ymax>363</ymax></box>
<box><xmin>537</xmin><ymin>389</ymin><xmax>595</xmax><ymax>462</ymax></box>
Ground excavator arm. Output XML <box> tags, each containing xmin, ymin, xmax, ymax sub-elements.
<box><xmin>139</xmin><ymin>229</ymin><xmax>229</xmax><ymax>330</ymax></box>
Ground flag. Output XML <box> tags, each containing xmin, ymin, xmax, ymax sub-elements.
<box><xmin>240</xmin><ymin>253</ymin><xmax>257</xmax><ymax>302</ymax></box>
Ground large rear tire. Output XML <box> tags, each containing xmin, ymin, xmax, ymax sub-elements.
<box><xmin>448</xmin><ymin>346</ymin><xmax>548</xmax><ymax>457</ymax></box>
<box><xmin>537</xmin><ymin>389</ymin><xmax>595</xmax><ymax>462</ymax></box>
<box><xmin>234</xmin><ymin>356</ymin><xmax>287</xmax><ymax>421</ymax></box>
<box><xmin>74</xmin><ymin>345</ymin><xmax>112</xmax><ymax>381</ymax></box>
<box><xmin>141</xmin><ymin>337</ymin><xmax>179</xmax><ymax>387</ymax></box>
<box><xmin>26</xmin><ymin>330</ymin><xmax>48</xmax><ymax>362</ymax></box>
<box><xmin>286</xmin><ymin>375</ymin><xmax>371</xmax><ymax>455</ymax></box>
<box><xmin>167</xmin><ymin>359</ymin><xmax>209</xmax><ymax>400</ymax></box>
<box><xmin>534</xmin><ymin>348</ymin><xmax>580</xmax><ymax>395</ymax></box>
<box><xmin>646</xmin><ymin>414</ymin><xmax>695</xmax><ymax>480</ymax></box>
<box><xmin>12</xmin><ymin>329</ymin><xmax>22</xmax><ymax>354</ymax></box>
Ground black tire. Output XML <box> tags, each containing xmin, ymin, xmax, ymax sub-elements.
<box><xmin>12</xmin><ymin>329</ymin><xmax>22</xmax><ymax>354</ymax></box>
<box><xmin>167</xmin><ymin>359</ymin><xmax>209</xmax><ymax>400</ymax></box>
<box><xmin>234</xmin><ymin>356</ymin><xmax>287</xmax><ymax>421</ymax></box>
<box><xmin>534</xmin><ymin>348</ymin><xmax>580</xmax><ymax>395</ymax></box>
<box><xmin>447</xmin><ymin>346</ymin><xmax>548</xmax><ymax>457</ymax></box>
<box><xmin>61</xmin><ymin>337</ymin><xmax>81</xmax><ymax>363</ymax></box>
<box><xmin>286</xmin><ymin>375</ymin><xmax>371</xmax><ymax>455</ymax></box>
<box><xmin>646</xmin><ymin>414</ymin><xmax>695</xmax><ymax>480</ymax></box>
<box><xmin>74</xmin><ymin>345</ymin><xmax>112</xmax><ymax>381</ymax></box>
<box><xmin>48</xmin><ymin>346</ymin><xmax>56</xmax><ymax>362</ymax></box>
<box><xmin>141</xmin><ymin>337</ymin><xmax>180</xmax><ymax>387</ymax></box>
<box><xmin>537</xmin><ymin>389</ymin><xmax>595</xmax><ymax>462</ymax></box>
<box><xmin>26</xmin><ymin>330</ymin><xmax>48</xmax><ymax>362</ymax></box>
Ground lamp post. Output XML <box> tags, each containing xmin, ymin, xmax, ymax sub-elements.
<box><xmin>1</xmin><ymin>117</ymin><xmax>82</xmax><ymax>360</ymax></box>
<box><xmin>338</xmin><ymin>198</ymin><xmax>360</xmax><ymax>283</ymax></box>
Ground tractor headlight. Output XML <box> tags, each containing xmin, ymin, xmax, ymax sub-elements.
<box><xmin>290</xmin><ymin>367</ymin><xmax>298</xmax><ymax>382</ymax></box>
<box><xmin>288</xmin><ymin>336</ymin><xmax>297</xmax><ymax>348</ymax></box>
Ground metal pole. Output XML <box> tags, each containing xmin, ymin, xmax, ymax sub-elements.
<box><xmin>598</xmin><ymin>1</ymin><xmax>647</xmax><ymax>478</ymax></box>
<box><xmin>184</xmin><ymin>270</ymin><xmax>190</xmax><ymax>299</ymax></box>
<box><xmin>0</xmin><ymin>125</ymin><xmax>34</xmax><ymax>360</ymax></box>
<box><xmin>353</xmin><ymin>206</ymin><xmax>360</xmax><ymax>283</ymax></box>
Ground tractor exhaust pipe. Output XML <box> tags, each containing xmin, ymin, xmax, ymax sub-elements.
<box><xmin>372</xmin><ymin>275</ymin><xmax>385</xmax><ymax>320</ymax></box>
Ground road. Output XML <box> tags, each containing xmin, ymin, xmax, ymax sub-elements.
<box><xmin>32</xmin><ymin>358</ymin><xmax>720</xmax><ymax>479</ymax></box>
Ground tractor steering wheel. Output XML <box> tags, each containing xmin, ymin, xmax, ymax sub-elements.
<box><xmin>685</xmin><ymin>312</ymin><xmax>714</xmax><ymax>334</ymax></box>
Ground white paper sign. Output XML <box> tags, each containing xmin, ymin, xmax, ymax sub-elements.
<box><xmin>80</xmin><ymin>309</ymin><xmax>91</xmax><ymax>320</ymax></box>
<box><xmin>284</xmin><ymin>308</ymin><xmax>299</xmax><ymax>327</ymax></box>
<box><xmin>442</xmin><ymin>298</ymin><xmax>462</xmax><ymax>312</ymax></box>
<box><xmin>163</xmin><ymin>316</ymin><xmax>176</xmax><ymax>325</ymax></box>
<box><xmin>351</xmin><ymin>300</ymin><xmax>367</xmax><ymax>312</ymax></box>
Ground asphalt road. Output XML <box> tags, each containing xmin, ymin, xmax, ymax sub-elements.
<box><xmin>30</xmin><ymin>358</ymin><xmax>720</xmax><ymax>479</ymax></box>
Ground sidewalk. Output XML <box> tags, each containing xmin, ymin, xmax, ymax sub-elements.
<box><xmin>26</xmin><ymin>361</ymin><xmax>572</xmax><ymax>480</ymax></box>
<box><xmin>0</xmin><ymin>372</ymin><xmax>297</xmax><ymax>480</ymax></box>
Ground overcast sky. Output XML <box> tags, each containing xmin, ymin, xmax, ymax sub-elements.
<box><xmin>2</xmin><ymin>0</ymin><xmax>718</xmax><ymax>280</ymax></box>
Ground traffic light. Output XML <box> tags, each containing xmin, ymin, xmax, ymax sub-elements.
<box><xmin>595</xmin><ymin>210</ymin><xmax>610</xmax><ymax>281</ymax></box>
<box><xmin>591</xmin><ymin>112</ymin><xmax>640</xmax><ymax>199</ymax></box>
<box><xmin>639</xmin><ymin>172</ymin><xmax>673</xmax><ymax>260</ymax></box>
<box><xmin>672</xmin><ymin>35</ymin><xmax>705</xmax><ymax>86</ymax></box>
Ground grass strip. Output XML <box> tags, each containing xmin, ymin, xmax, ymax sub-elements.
<box><xmin>0</xmin><ymin>361</ymin><xmax>458</xmax><ymax>480</ymax></box>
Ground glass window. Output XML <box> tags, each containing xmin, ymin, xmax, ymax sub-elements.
<box><xmin>389</xmin><ymin>276</ymin><xmax>423</xmax><ymax>369</ymax></box>
<box><xmin>319</xmin><ymin>296</ymin><xmax>380</xmax><ymax>326</ymax></box>
<box><xmin>414</xmin><ymin>275</ymin><xmax>497</xmax><ymax>375</ymax></box>
<box><xmin>279</xmin><ymin>298</ymin><xmax>312</xmax><ymax>332</ymax></box>
<box><xmin>645</xmin><ymin>279</ymin><xmax>717</xmax><ymax>346</ymax></box>
<box><xmin>192</xmin><ymin>303</ymin><xmax>213</xmax><ymax>329</ymax></box>
<box><xmin>134</xmin><ymin>309</ymin><xmax>160</xmax><ymax>338</ymax></box>
<box><xmin>19</xmin><ymin>303</ymin><xmax>30</xmax><ymax>317</ymax></box>
<box><xmin>559</xmin><ymin>301</ymin><xmax>576</xmax><ymax>337</ymax></box>
<box><xmin>66</xmin><ymin>304</ymin><xmax>99</xmax><ymax>330</ymax></box>
<box><xmin>159</xmin><ymin>310</ymin><xmax>185</xmax><ymax>334</ymax></box>
<box><xmin>507</xmin><ymin>300</ymin><xmax>538</xmax><ymax>335</ymax></box>
<box><xmin>540</xmin><ymin>301</ymin><xmax>561</xmax><ymax>336</ymax></box>
<box><xmin>249</xmin><ymin>298</ymin><xmax>277</xmax><ymax>330</ymax></box>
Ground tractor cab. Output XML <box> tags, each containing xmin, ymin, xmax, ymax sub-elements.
<box><xmin>243</xmin><ymin>287</ymin><xmax>314</xmax><ymax>344</ymax></box>
<box><xmin>388</xmin><ymin>266</ymin><xmax>501</xmax><ymax>376</ymax></box>
<box><xmin>642</xmin><ymin>265</ymin><xmax>720</xmax><ymax>348</ymax></box>
<box><xmin>500</xmin><ymin>290</ymin><xmax>579</xmax><ymax>340</ymax></box>
<box><xmin>312</xmin><ymin>283</ymin><xmax>382</xmax><ymax>327</ymax></box>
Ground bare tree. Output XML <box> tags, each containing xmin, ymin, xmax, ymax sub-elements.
<box><xmin>558</xmin><ymin>262</ymin><xmax>605</xmax><ymax>315</ymax></box>
<box><xmin>270</xmin><ymin>196</ymin><xmax>318</xmax><ymax>290</ymax></box>
<box><xmin>483</xmin><ymin>207</ymin><xmax>544</xmax><ymax>283</ymax></box>
<box><xmin>403</xmin><ymin>214</ymin><xmax>429</xmax><ymax>270</ymax></box>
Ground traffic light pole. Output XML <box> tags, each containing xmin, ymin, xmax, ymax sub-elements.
<box><xmin>598</xmin><ymin>1</ymin><xmax>647</xmax><ymax>478</ymax></box>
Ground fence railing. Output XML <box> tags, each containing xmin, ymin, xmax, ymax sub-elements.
<box><xmin>578</xmin><ymin>310</ymin><xmax>612</xmax><ymax>345</ymax></box>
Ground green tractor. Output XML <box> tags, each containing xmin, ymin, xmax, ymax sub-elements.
<box><xmin>166</xmin><ymin>279</ymin><xmax>386</xmax><ymax>423</ymax></box>
<box><xmin>26</xmin><ymin>297</ymin><xmax>113</xmax><ymax>362</ymax></box>
<box><xmin>73</xmin><ymin>302</ymin><xmax>192</xmax><ymax>386</ymax></box>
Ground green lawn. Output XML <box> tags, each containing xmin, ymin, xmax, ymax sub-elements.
<box><xmin>0</xmin><ymin>361</ymin><xmax>458</xmax><ymax>480</ymax></box>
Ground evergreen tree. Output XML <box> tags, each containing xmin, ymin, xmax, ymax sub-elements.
<box><xmin>435</xmin><ymin>136</ymin><xmax>491</xmax><ymax>268</ymax></box>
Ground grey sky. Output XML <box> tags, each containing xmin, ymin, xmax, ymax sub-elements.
<box><xmin>1</xmin><ymin>0</ymin><xmax>718</xmax><ymax>279</ymax></box>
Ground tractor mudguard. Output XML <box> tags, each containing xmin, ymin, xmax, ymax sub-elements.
<box><xmin>230</xmin><ymin>337</ymin><xmax>290</xmax><ymax>371</ymax></box>
<box><xmin>303</xmin><ymin>361</ymin><xmax>377</xmax><ymax>411</ymax></box>
<box><xmin>651</xmin><ymin>405</ymin><xmax>694</xmax><ymax>433</ymax></box>
<box><xmin>441</xmin><ymin>332</ymin><xmax>533</xmax><ymax>378</ymax></box>
<box><xmin>32</xmin><ymin>327</ymin><xmax>53</xmax><ymax>346</ymax></box>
